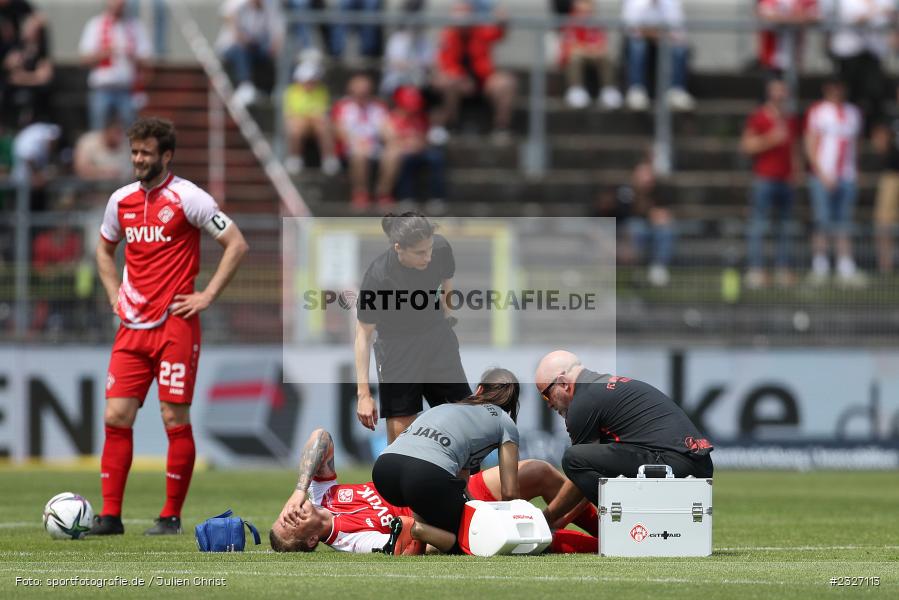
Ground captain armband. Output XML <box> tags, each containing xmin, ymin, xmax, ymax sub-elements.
<box><xmin>203</xmin><ymin>211</ymin><xmax>233</xmax><ymax>238</ymax></box>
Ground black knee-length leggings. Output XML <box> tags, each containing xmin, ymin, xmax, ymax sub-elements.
<box><xmin>372</xmin><ymin>453</ymin><xmax>468</xmax><ymax>551</ymax></box>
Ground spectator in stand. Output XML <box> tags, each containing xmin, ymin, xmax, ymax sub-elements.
<box><xmin>283</xmin><ymin>55</ymin><xmax>340</xmax><ymax>176</ymax></box>
<box><xmin>433</xmin><ymin>0</ymin><xmax>517</xmax><ymax>144</ymax></box>
<box><xmin>0</xmin><ymin>0</ymin><xmax>34</xmax><ymax>86</ymax></box>
<box><xmin>31</xmin><ymin>201</ymin><xmax>83</xmax><ymax>334</ymax></box>
<box><xmin>822</xmin><ymin>0</ymin><xmax>894</xmax><ymax>130</ymax></box>
<box><xmin>872</xmin><ymin>83</ymin><xmax>899</xmax><ymax>275</ymax></box>
<box><xmin>384</xmin><ymin>86</ymin><xmax>447</xmax><ymax>214</ymax></box>
<box><xmin>0</xmin><ymin>13</ymin><xmax>14</xmax><ymax>101</ymax></box>
<box><xmin>381</xmin><ymin>0</ymin><xmax>449</xmax><ymax>146</ymax></box>
<box><xmin>128</xmin><ymin>0</ymin><xmax>168</xmax><ymax>57</ymax></box>
<box><xmin>469</xmin><ymin>0</ymin><xmax>497</xmax><ymax>12</ymax></box>
<box><xmin>0</xmin><ymin>0</ymin><xmax>35</xmax><ymax>91</ymax></box>
<box><xmin>2</xmin><ymin>12</ymin><xmax>52</xmax><ymax>126</ymax></box>
<box><xmin>330</xmin><ymin>0</ymin><xmax>384</xmax><ymax>59</ymax></box>
<box><xmin>0</xmin><ymin>123</ymin><xmax>13</xmax><ymax>210</ymax></box>
<box><xmin>591</xmin><ymin>186</ymin><xmax>639</xmax><ymax>274</ymax></box>
<box><xmin>621</xmin><ymin>0</ymin><xmax>695</xmax><ymax>112</ymax></box>
<box><xmin>73</xmin><ymin>110</ymin><xmax>131</xmax><ymax>184</ymax></box>
<box><xmin>756</xmin><ymin>0</ymin><xmax>818</xmax><ymax>75</ymax></box>
<box><xmin>79</xmin><ymin>0</ymin><xmax>153</xmax><ymax>131</ymax></box>
<box><xmin>285</xmin><ymin>0</ymin><xmax>329</xmax><ymax>53</ymax></box>
<box><xmin>0</xmin><ymin>0</ymin><xmax>33</xmax><ymax>37</ymax></box>
<box><xmin>333</xmin><ymin>73</ymin><xmax>395</xmax><ymax>210</ymax></box>
<box><xmin>804</xmin><ymin>77</ymin><xmax>864</xmax><ymax>286</ymax></box>
<box><xmin>620</xmin><ymin>155</ymin><xmax>675</xmax><ymax>287</ymax></box>
<box><xmin>550</xmin><ymin>0</ymin><xmax>573</xmax><ymax>16</ymax></box>
<box><xmin>12</xmin><ymin>120</ymin><xmax>60</xmax><ymax>211</ymax></box>
<box><xmin>216</xmin><ymin>0</ymin><xmax>284</xmax><ymax>108</ymax></box>
<box><xmin>560</xmin><ymin>0</ymin><xmax>621</xmax><ymax>110</ymax></box>
<box><xmin>0</xmin><ymin>124</ymin><xmax>12</xmax><ymax>175</ymax></box>
<box><xmin>741</xmin><ymin>78</ymin><xmax>801</xmax><ymax>289</ymax></box>
<box><xmin>380</xmin><ymin>0</ymin><xmax>431</xmax><ymax>97</ymax></box>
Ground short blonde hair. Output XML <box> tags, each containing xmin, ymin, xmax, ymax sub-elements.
<box><xmin>269</xmin><ymin>528</ymin><xmax>316</xmax><ymax>553</ymax></box>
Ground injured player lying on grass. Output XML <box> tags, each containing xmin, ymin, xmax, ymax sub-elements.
<box><xmin>269</xmin><ymin>428</ymin><xmax>599</xmax><ymax>555</ymax></box>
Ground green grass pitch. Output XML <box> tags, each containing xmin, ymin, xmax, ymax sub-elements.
<box><xmin>0</xmin><ymin>468</ymin><xmax>896</xmax><ymax>599</ymax></box>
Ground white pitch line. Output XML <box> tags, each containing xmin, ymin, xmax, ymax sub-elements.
<box><xmin>0</xmin><ymin>519</ymin><xmax>156</xmax><ymax>529</ymax></box>
<box><xmin>717</xmin><ymin>545</ymin><xmax>899</xmax><ymax>552</ymax></box>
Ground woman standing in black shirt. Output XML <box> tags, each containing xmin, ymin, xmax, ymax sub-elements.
<box><xmin>355</xmin><ymin>212</ymin><xmax>471</xmax><ymax>442</ymax></box>
<box><xmin>2</xmin><ymin>12</ymin><xmax>52</xmax><ymax>126</ymax></box>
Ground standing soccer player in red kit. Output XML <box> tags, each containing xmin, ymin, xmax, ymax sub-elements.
<box><xmin>90</xmin><ymin>117</ymin><xmax>249</xmax><ymax>536</ymax></box>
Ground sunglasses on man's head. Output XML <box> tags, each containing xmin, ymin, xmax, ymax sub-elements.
<box><xmin>540</xmin><ymin>375</ymin><xmax>562</xmax><ymax>401</ymax></box>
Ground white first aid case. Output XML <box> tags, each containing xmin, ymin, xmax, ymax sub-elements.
<box><xmin>598</xmin><ymin>464</ymin><xmax>712</xmax><ymax>557</ymax></box>
<box><xmin>458</xmin><ymin>500</ymin><xmax>553</xmax><ymax>557</ymax></box>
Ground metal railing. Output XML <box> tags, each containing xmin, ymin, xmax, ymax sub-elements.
<box><xmin>1</xmin><ymin>175</ymin><xmax>898</xmax><ymax>346</ymax></box>
<box><xmin>0</xmin><ymin>178</ymin><xmax>283</xmax><ymax>344</ymax></box>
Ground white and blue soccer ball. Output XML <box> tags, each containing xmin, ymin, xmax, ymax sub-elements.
<box><xmin>43</xmin><ymin>492</ymin><xmax>93</xmax><ymax>540</ymax></box>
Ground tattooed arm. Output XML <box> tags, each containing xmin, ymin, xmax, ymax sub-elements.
<box><xmin>296</xmin><ymin>428</ymin><xmax>337</xmax><ymax>494</ymax></box>
<box><xmin>279</xmin><ymin>428</ymin><xmax>337</xmax><ymax>527</ymax></box>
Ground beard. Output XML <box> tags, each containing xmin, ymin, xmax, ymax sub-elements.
<box><xmin>135</xmin><ymin>159</ymin><xmax>164</xmax><ymax>184</ymax></box>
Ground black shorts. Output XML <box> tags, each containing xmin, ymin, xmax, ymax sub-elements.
<box><xmin>377</xmin><ymin>381</ymin><xmax>472</xmax><ymax>418</ymax></box>
<box><xmin>372</xmin><ymin>453</ymin><xmax>468</xmax><ymax>552</ymax></box>
<box><xmin>374</xmin><ymin>327</ymin><xmax>471</xmax><ymax>418</ymax></box>
<box><xmin>561</xmin><ymin>443</ymin><xmax>714</xmax><ymax>504</ymax></box>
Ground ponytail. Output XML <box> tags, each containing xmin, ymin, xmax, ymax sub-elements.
<box><xmin>382</xmin><ymin>211</ymin><xmax>435</xmax><ymax>248</ymax></box>
<box><xmin>459</xmin><ymin>368</ymin><xmax>520</xmax><ymax>423</ymax></box>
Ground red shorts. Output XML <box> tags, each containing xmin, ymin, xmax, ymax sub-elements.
<box><xmin>466</xmin><ymin>472</ymin><xmax>497</xmax><ymax>502</ymax></box>
<box><xmin>106</xmin><ymin>316</ymin><xmax>201</xmax><ymax>404</ymax></box>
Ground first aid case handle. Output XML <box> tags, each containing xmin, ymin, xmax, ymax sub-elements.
<box><xmin>637</xmin><ymin>464</ymin><xmax>674</xmax><ymax>479</ymax></box>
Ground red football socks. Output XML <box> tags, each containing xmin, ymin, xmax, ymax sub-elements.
<box><xmin>160</xmin><ymin>424</ymin><xmax>195</xmax><ymax>518</ymax></box>
<box><xmin>100</xmin><ymin>425</ymin><xmax>133</xmax><ymax>516</ymax></box>
<box><xmin>551</xmin><ymin>529</ymin><xmax>599</xmax><ymax>554</ymax></box>
<box><xmin>572</xmin><ymin>503</ymin><xmax>599</xmax><ymax>536</ymax></box>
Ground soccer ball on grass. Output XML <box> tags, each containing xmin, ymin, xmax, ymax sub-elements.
<box><xmin>43</xmin><ymin>492</ymin><xmax>93</xmax><ymax>540</ymax></box>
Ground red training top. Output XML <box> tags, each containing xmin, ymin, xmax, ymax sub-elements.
<box><xmin>437</xmin><ymin>24</ymin><xmax>505</xmax><ymax>84</ymax></box>
<box><xmin>744</xmin><ymin>105</ymin><xmax>799</xmax><ymax>181</ymax></box>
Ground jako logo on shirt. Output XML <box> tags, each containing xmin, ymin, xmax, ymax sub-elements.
<box><xmin>410</xmin><ymin>426</ymin><xmax>451</xmax><ymax>447</ymax></box>
<box><xmin>125</xmin><ymin>226</ymin><xmax>171</xmax><ymax>243</ymax></box>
